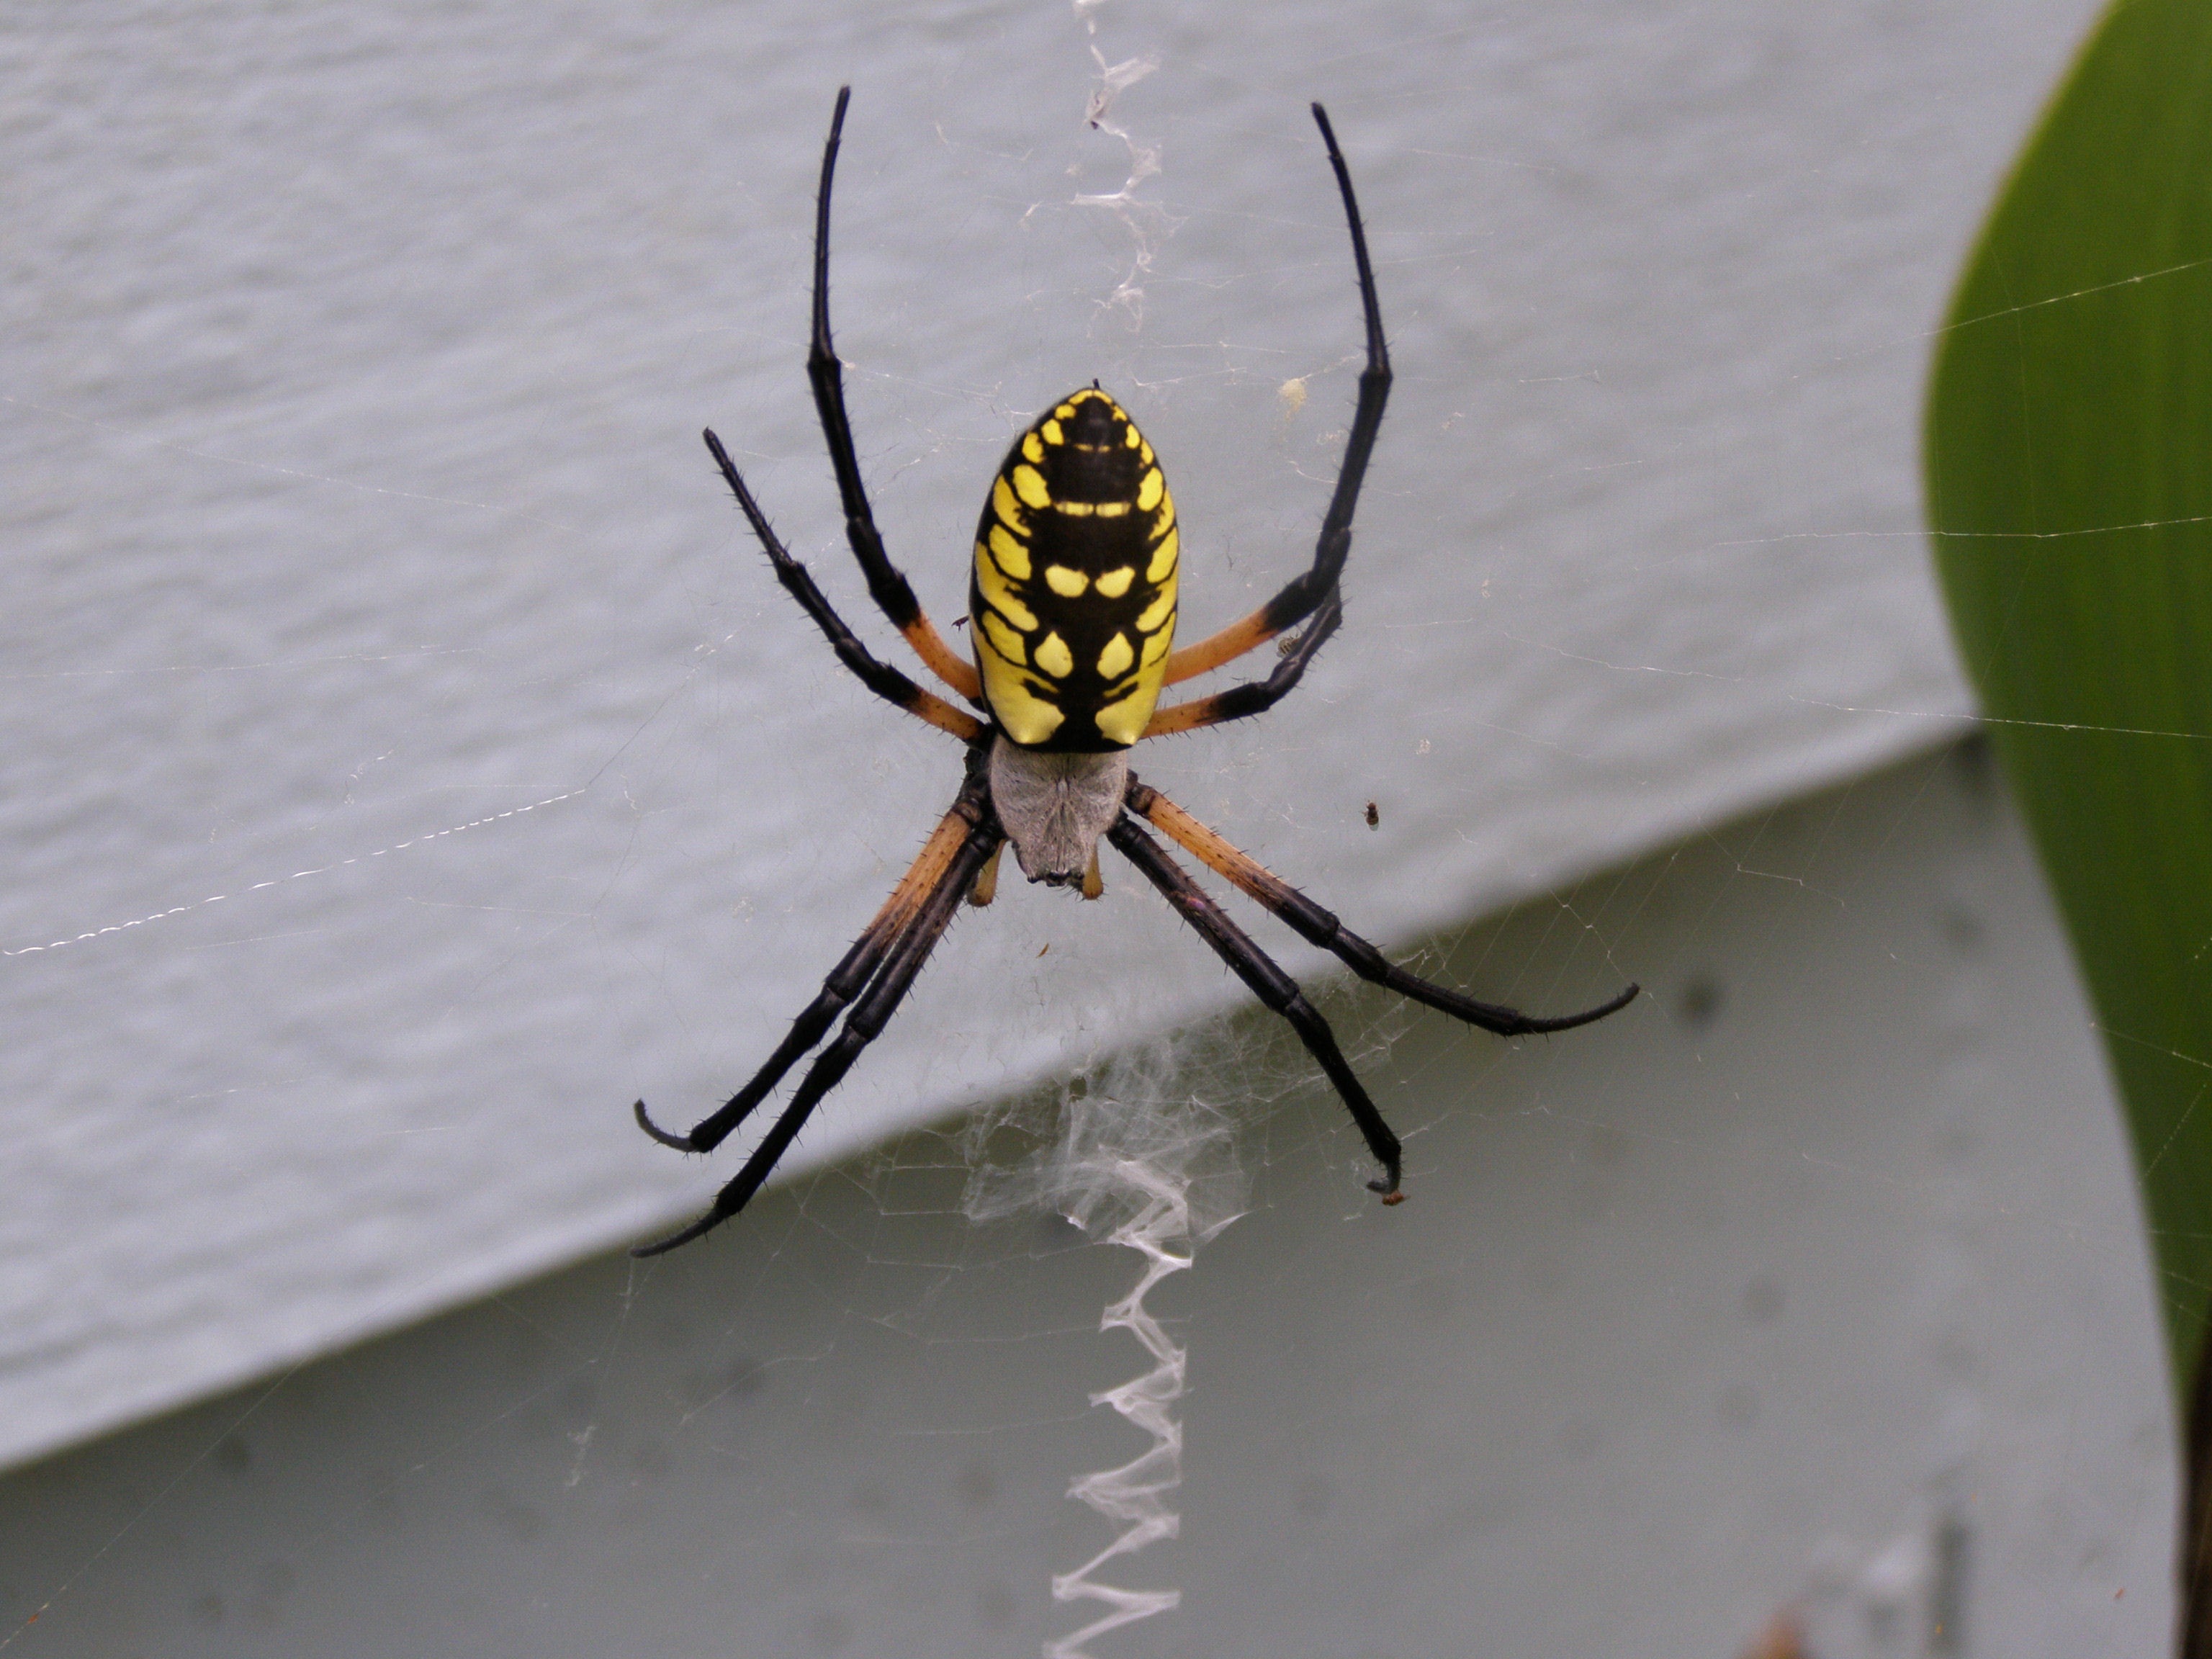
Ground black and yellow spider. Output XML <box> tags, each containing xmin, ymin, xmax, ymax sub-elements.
<box><xmin>631</xmin><ymin>89</ymin><xmax>1637</xmax><ymax>1256</ymax></box>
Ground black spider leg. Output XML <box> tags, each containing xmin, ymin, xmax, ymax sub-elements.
<box><xmin>1282</xmin><ymin>102</ymin><xmax>1391</xmax><ymax>629</ymax></box>
<box><xmin>1158</xmin><ymin>100</ymin><xmax>1390</xmax><ymax>690</ymax></box>
<box><xmin>635</xmin><ymin>748</ymin><xmax>994</xmax><ymax>1157</ymax></box>
<box><xmin>1147</xmin><ymin>589</ymin><xmax>1344</xmax><ymax>737</ymax></box>
<box><xmin>634</xmin><ymin>814</ymin><xmax>1004</xmax><ymax>1257</ymax></box>
<box><xmin>1125</xmin><ymin>777</ymin><xmax>1640</xmax><ymax>1033</ymax></box>
<box><xmin>702</xmin><ymin>428</ymin><xmax>983</xmax><ymax>742</ymax></box>
<box><xmin>802</xmin><ymin>87</ymin><xmax>979</xmax><ymax>701</ymax></box>
<box><xmin>1107</xmin><ymin>811</ymin><xmax>1404</xmax><ymax>1200</ymax></box>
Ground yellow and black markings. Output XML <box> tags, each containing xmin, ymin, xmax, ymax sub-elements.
<box><xmin>970</xmin><ymin>388</ymin><xmax>1179</xmax><ymax>751</ymax></box>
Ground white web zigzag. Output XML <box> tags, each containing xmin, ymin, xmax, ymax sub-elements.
<box><xmin>1072</xmin><ymin>44</ymin><xmax>1169</xmax><ymax>326</ymax></box>
<box><xmin>1</xmin><ymin>788</ymin><xmax>588</xmax><ymax>958</ymax></box>
<box><xmin>1046</xmin><ymin>1156</ymin><xmax>1200</xmax><ymax>1659</ymax></box>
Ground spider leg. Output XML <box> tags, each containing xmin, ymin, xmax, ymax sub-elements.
<box><xmin>1160</xmin><ymin>102</ymin><xmax>1390</xmax><ymax>688</ymax></box>
<box><xmin>1107</xmin><ymin>811</ymin><xmax>1404</xmax><ymax>1200</ymax></box>
<box><xmin>703</xmin><ymin>428</ymin><xmax>984</xmax><ymax>743</ymax></box>
<box><xmin>1125</xmin><ymin>779</ymin><xmax>1640</xmax><ymax>1033</ymax></box>
<box><xmin>634</xmin><ymin>814</ymin><xmax>1004</xmax><ymax>1256</ymax></box>
<box><xmin>804</xmin><ymin>87</ymin><xmax>984</xmax><ymax>705</ymax></box>
<box><xmin>633</xmin><ymin>763</ymin><xmax>989</xmax><ymax>1155</ymax></box>
<box><xmin>1142</xmin><ymin>590</ymin><xmax>1343</xmax><ymax>739</ymax></box>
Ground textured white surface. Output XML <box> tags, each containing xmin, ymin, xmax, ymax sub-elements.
<box><xmin>0</xmin><ymin>751</ymin><xmax>2171</xmax><ymax>1658</ymax></box>
<box><xmin>2</xmin><ymin>0</ymin><xmax>2098</xmax><ymax>1467</ymax></box>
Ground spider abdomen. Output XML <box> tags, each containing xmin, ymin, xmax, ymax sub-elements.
<box><xmin>970</xmin><ymin>387</ymin><xmax>1179</xmax><ymax>752</ymax></box>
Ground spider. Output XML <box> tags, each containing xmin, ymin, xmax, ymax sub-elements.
<box><xmin>631</xmin><ymin>88</ymin><xmax>1637</xmax><ymax>1256</ymax></box>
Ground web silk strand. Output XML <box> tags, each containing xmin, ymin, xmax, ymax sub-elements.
<box><xmin>1046</xmin><ymin>1156</ymin><xmax>1200</xmax><ymax>1659</ymax></box>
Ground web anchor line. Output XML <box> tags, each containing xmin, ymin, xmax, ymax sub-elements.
<box><xmin>0</xmin><ymin>787</ymin><xmax>588</xmax><ymax>958</ymax></box>
<box><xmin>1046</xmin><ymin>1156</ymin><xmax>1203</xmax><ymax>1659</ymax></box>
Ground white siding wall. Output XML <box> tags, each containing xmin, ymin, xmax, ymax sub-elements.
<box><xmin>2</xmin><ymin>0</ymin><xmax>2103</xmax><ymax>1471</ymax></box>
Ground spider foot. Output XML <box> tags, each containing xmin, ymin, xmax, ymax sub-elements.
<box><xmin>1540</xmin><ymin>979</ymin><xmax>1641</xmax><ymax>1032</ymax></box>
<box><xmin>633</xmin><ymin>1099</ymin><xmax>698</xmax><ymax>1152</ymax></box>
<box><xmin>629</xmin><ymin>1208</ymin><xmax>719</xmax><ymax>1259</ymax></box>
<box><xmin>1368</xmin><ymin>1178</ymin><xmax>1407</xmax><ymax>1205</ymax></box>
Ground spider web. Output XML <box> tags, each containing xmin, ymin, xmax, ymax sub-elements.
<box><xmin>0</xmin><ymin>1</ymin><xmax>2184</xmax><ymax>1657</ymax></box>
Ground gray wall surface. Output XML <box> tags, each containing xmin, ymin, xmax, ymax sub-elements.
<box><xmin>1</xmin><ymin>0</ymin><xmax>2108</xmax><ymax>1473</ymax></box>
<box><xmin>0</xmin><ymin>750</ymin><xmax>2171</xmax><ymax>1658</ymax></box>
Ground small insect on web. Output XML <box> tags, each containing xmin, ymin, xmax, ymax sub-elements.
<box><xmin>627</xmin><ymin>86</ymin><xmax>1638</xmax><ymax>1257</ymax></box>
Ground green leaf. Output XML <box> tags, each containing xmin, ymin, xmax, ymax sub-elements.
<box><xmin>1925</xmin><ymin>0</ymin><xmax>2212</xmax><ymax>1382</ymax></box>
